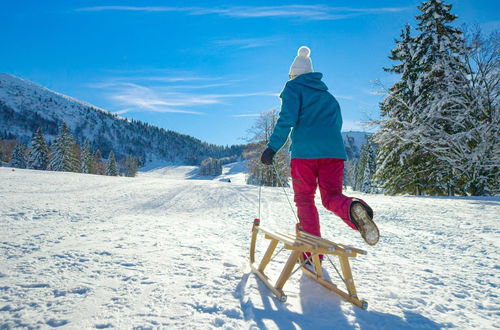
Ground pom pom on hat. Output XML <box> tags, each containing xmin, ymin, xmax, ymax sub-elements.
<box><xmin>297</xmin><ymin>46</ymin><xmax>310</xmax><ymax>58</ymax></box>
<box><xmin>290</xmin><ymin>46</ymin><xmax>313</xmax><ymax>76</ymax></box>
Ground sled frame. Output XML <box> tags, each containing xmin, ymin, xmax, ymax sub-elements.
<box><xmin>250</xmin><ymin>219</ymin><xmax>368</xmax><ymax>309</ymax></box>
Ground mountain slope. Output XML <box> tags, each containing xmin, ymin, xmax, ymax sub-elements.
<box><xmin>0</xmin><ymin>73</ymin><xmax>244</xmax><ymax>163</ymax></box>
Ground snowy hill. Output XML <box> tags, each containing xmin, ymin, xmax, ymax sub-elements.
<box><xmin>0</xmin><ymin>166</ymin><xmax>498</xmax><ymax>329</ymax></box>
<box><xmin>0</xmin><ymin>73</ymin><xmax>244</xmax><ymax>163</ymax></box>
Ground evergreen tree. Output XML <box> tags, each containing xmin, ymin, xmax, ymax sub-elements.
<box><xmin>49</xmin><ymin>123</ymin><xmax>78</xmax><ymax>172</ymax></box>
<box><xmin>0</xmin><ymin>140</ymin><xmax>3</xmax><ymax>166</ymax></box>
<box><xmin>375</xmin><ymin>0</ymin><xmax>476</xmax><ymax>195</ymax></box>
<box><xmin>123</xmin><ymin>156</ymin><xmax>139</xmax><ymax>177</ymax></box>
<box><xmin>106</xmin><ymin>151</ymin><xmax>118</xmax><ymax>176</ymax></box>
<box><xmin>80</xmin><ymin>140</ymin><xmax>92</xmax><ymax>174</ymax></box>
<box><xmin>353</xmin><ymin>138</ymin><xmax>378</xmax><ymax>193</ymax></box>
<box><xmin>11</xmin><ymin>143</ymin><xmax>27</xmax><ymax>168</ymax></box>
<box><xmin>28</xmin><ymin>128</ymin><xmax>49</xmax><ymax>170</ymax></box>
<box><xmin>374</xmin><ymin>24</ymin><xmax>428</xmax><ymax>194</ymax></box>
<box><xmin>92</xmin><ymin>149</ymin><xmax>104</xmax><ymax>175</ymax></box>
<box><xmin>411</xmin><ymin>0</ymin><xmax>469</xmax><ymax>195</ymax></box>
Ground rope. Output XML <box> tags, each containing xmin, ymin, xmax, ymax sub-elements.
<box><xmin>272</xmin><ymin>162</ymin><xmax>300</xmax><ymax>224</ymax></box>
<box><xmin>269</xmin><ymin>245</ymin><xmax>285</xmax><ymax>262</ymax></box>
<box><xmin>258</xmin><ymin>184</ymin><xmax>262</xmax><ymax>220</ymax></box>
<box><xmin>326</xmin><ymin>255</ymin><xmax>348</xmax><ymax>288</ymax></box>
<box><xmin>290</xmin><ymin>253</ymin><xmax>317</xmax><ymax>277</ymax></box>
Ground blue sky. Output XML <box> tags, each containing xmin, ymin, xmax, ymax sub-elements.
<box><xmin>1</xmin><ymin>1</ymin><xmax>498</xmax><ymax>146</ymax></box>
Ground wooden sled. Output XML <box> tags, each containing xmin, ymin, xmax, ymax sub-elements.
<box><xmin>249</xmin><ymin>218</ymin><xmax>368</xmax><ymax>309</ymax></box>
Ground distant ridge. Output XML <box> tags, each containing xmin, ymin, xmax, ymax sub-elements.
<box><xmin>0</xmin><ymin>73</ymin><xmax>245</xmax><ymax>164</ymax></box>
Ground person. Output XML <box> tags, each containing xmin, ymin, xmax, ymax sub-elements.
<box><xmin>260</xmin><ymin>46</ymin><xmax>379</xmax><ymax>250</ymax></box>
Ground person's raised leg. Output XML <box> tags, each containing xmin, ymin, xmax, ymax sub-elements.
<box><xmin>317</xmin><ymin>158</ymin><xmax>357</xmax><ymax>229</ymax></box>
<box><xmin>318</xmin><ymin>158</ymin><xmax>379</xmax><ymax>245</ymax></box>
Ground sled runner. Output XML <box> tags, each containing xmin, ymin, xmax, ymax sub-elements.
<box><xmin>249</xmin><ymin>218</ymin><xmax>368</xmax><ymax>309</ymax></box>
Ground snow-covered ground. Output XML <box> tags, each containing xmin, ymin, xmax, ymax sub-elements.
<box><xmin>0</xmin><ymin>164</ymin><xmax>498</xmax><ymax>329</ymax></box>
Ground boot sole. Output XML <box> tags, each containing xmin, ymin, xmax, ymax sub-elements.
<box><xmin>352</xmin><ymin>203</ymin><xmax>380</xmax><ymax>246</ymax></box>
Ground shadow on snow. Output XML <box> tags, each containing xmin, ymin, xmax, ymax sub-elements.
<box><xmin>236</xmin><ymin>272</ymin><xmax>448</xmax><ymax>329</ymax></box>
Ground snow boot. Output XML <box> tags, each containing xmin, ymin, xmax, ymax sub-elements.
<box><xmin>349</xmin><ymin>200</ymin><xmax>379</xmax><ymax>246</ymax></box>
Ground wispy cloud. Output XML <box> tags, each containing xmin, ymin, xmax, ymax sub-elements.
<box><xmin>361</xmin><ymin>88</ymin><xmax>386</xmax><ymax>96</ymax></box>
<box><xmin>76</xmin><ymin>5</ymin><xmax>409</xmax><ymax>21</ymax></box>
<box><xmin>89</xmin><ymin>74</ymin><xmax>276</xmax><ymax>115</ymax></box>
<box><xmin>231</xmin><ymin>113</ymin><xmax>262</xmax><ymax>118</ymax></box>
<box><xmin>342</xmin><ymin>119</ymin><xmax>375</xmax><ymax>132</ymax></box>
<box><xmin>335</xmin><ymin>95</ymin><xmax>354</xmax><ymax>100</ymax></box>
<box><xmin>213</xmin><ymin>37</ymin><xmax>280</xmax><ymax>49</ymax></box>
<box><xmin>105</xmin><ymin>82</ymin><xmax>210</xmax><ymax>114</ymax></box>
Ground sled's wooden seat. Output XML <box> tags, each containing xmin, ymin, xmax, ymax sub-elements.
<box><xmin>249</xmin><ymin>218</ymin><xmax>368</xmax><ymax>309</ymax></box>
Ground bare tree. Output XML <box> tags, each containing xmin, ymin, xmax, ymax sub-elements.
<box><xmin>245</xmin><ymin>109</ymin><xmax>290</xmax><ymax>187</ymax></box>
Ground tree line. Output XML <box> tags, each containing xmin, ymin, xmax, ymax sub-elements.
<box><xmin>0</xmin><ymin>123</ymin><xmax>139</xmax><ymax>177</ymax></box>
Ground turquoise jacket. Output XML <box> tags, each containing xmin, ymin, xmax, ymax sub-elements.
<box><xmin>268</xmin><ymin>72</ymin><xmax>347</xmax><ymax>160</ymax></box>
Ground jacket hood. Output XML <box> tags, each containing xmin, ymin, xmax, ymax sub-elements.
<box><xmin>289</xmin><ymin>72</ymin><xmax>328</xmax><ymax>91</ymax></box>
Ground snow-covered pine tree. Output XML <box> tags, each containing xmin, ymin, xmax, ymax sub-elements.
<box><xmin>364</xmin><ymin>142</ymin><xmax>378</xmax><ymax>193</ymax></box>
<box><xmin>123</xmin><ymin>156</ymin><xmax>139</xmax><ymax>177</ymax></box>
<box><xmin>92</xmin><ymin>149</ymin><xmax>104</xmax><ymax>175</ymax></box>
<box><xmin>28</xmin><ymin>128</ymin><xmax>49</xmax><ymax>170</ymax></box>
<box><xmin>374</xmin><ymin>24</ymin><xmax>429</xmax><ymax>194</ymax></box>
<box><xmin>0</xmin><ymin>140</ymin><xmax>3</xmax><ymax>166</ymax></box>
<box><xmin>49</xmin><ymin>123</ymin><xmax>78</xmax><ymax>172</ymax></box>
<box><xmin>106</xmin><ymin>151</ymin><xmax>118</xmax><ymax>176</ymax></box>
<box><xmin>375</xmin><ymin>0</ymin><xmax>481</xmax><ymax>195</ymax></box>
<box><xmin>411</xmin><ymin>0</ymin><xmax>470</xmax><ymax>195</ymax></box>
<box><xmin>11</xmin><ymin>143</ymin><xmax>27</xmax><ymax>168</ymax></box>
<box><xmin>353</xmin><ymin>138</ymin><xmax>378</xmax><ymax>193</ymax></box>
<box><xmin>80</xmin><ymin>140</ymin><xmax>92</xmax><ymax>174</ymax></box>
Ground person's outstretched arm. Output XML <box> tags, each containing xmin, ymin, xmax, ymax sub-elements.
<box><xmin>268</xmin><ymin>84</ymin><xmax>300</xmax><ymax>153</ymax></box>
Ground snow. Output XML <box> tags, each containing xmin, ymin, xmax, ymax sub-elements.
<box><xmin>0</xmin><ymin>165</ymin><xmax>499</xmax><ymax>329</ymax></box>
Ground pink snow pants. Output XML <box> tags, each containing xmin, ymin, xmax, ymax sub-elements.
<box><xmin>291</xmin><ymin>158</ymin><xmax>361</xmax><ymax>241</ymax></box>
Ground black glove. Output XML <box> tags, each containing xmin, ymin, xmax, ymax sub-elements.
<box><xmin>260</xmin><ymin>147</ymin><xmax>276</xmax><ymax>165</ymax></box>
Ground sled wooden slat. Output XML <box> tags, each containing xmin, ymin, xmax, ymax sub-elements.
<box><xmin>263</xmin><ymin>231</ymin><xmax>296</xmax><ymax>247</ymax></box>
<box><xmin>292</xmin><ymin>232</ymin><xmax>332</xmax><ymax>250</ymax></box>
<box><xmin>250</xmin><ymin>219</ymin><xmax>368</xmax><ymax>309</ymax></box>
<box><xmin>298</xmin><ymin>231</ymin><xmax>367</xmax><ymax>256</ymax></box>
<box><xmin>278</xmin><ymin>232</ymin><xmax>319</xmax><ymax>249</ymax></box>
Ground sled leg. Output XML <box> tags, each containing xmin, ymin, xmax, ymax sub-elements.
<box><xmin>338</xmin><ymin>256</ymin><xmax>357</xmax><ymax>298</ymax></box>
<box><xmin>249</xmin><ymin>219</ymin><xmax>260</xmax><ymax>264</ymax></box>
<box><xmin>312</xmin><ymin>254</ymin><xmax>323</xmax><ymax>278</ymax></box>
<box><xmin>275</xmin><ymin>250</ymin><xmax>301</xmax><ymax>291</ymax></box>
<box><xmin>259</xmin><ymin>239</ymin><xmax>278</xmax><ymax>272</ymax></box>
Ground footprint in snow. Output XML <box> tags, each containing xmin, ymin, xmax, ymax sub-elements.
<box><xmin>46</xmin><ymin>319</ymin><xmax>69</xmax><ymax>328</ymax></box>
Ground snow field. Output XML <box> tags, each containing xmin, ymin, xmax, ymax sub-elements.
<box><xmin>0</xmin><ymin>165</ymin><xmax>498</xmax><ymax>329</ymax></box>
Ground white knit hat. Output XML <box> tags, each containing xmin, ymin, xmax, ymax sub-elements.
<box><xmin>289</xmin><ymin>46</ymin><xmax>313</xmax><ymax>76</ymax></box>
